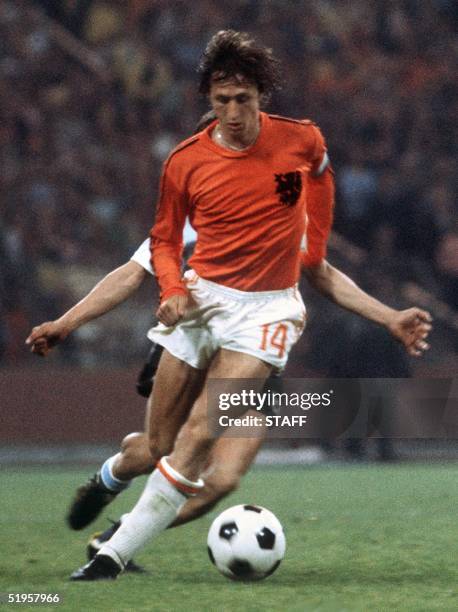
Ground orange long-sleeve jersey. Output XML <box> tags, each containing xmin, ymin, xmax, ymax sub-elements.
<box><xmin>151</xmin><ymin>112</ymin><xmax>334</xmax><ymax>299</ymax></box>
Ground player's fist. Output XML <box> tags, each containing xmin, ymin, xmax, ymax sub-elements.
<box><xmin>25</xmin><ymin>321</ymin><xmax>71</xmax><ymax>356</ymax></box>
<box><xmin>387</xmin><ymin>308</ymin><xmax>432</xmax><ymax>357</ymax></box>
<box><xmin>156</xmin><ymin>294</ymin><xmax>190</xmax><ymax>327</ymax></box>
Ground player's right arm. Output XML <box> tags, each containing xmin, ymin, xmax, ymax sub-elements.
<box><xmin>26</xmin><ymin>261</ymin><xmax>147</xmax><ymax>356</ymax></box>
<box><xmin>150</xmin><ymin>155</ymin><xmax>191</xmax><ymax>326</ymax></box>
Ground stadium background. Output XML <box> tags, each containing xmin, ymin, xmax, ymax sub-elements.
<box><xmin>0</xmin><ymin>0</ymin><xmax>456</xmax><ymax>460</ymax></box>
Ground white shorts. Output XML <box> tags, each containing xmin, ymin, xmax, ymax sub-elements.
<box><xmin>147</xmin><ymin>270</ymin><xmax>306</xmax><ymax>370</ymax></box>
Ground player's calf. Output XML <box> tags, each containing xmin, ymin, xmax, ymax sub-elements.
<box><xmin>170</xmin><ymin>471</ymin><xmax>239</xmax><ymax>527</ymax></box>
<box><xmin>168</xmin><ymin>406</ymin><xmax>215</xmax><ymax>480</ymax></box>
<box><xmin>117</xmin><ymin>432</ymin><xmax>156</xmax><ymax>480</ymax></box>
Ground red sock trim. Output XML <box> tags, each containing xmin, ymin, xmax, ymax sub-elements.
<box><xmin>156</xmin><ymin>460</ymin><xmax>201</xmax><ymax>496</ymax></box>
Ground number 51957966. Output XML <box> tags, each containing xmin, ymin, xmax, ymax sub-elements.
<box><xmin>1</xmin><ymin>593</ymin><xmax>61</xmax><ymax>604</ymax></box>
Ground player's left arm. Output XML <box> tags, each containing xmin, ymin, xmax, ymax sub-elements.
<box><xmin>301</xmin><ymin>123</ymin><xmax>335</xmax><ymax>268</ymax></box>
<box><xmin>301</xmin><ymin>129</ymin><xmax>432</xmax><ymax>357</ymax></box>
<box><xmin>301</xmin><ymin>166</ymin><xmax>335</xmax><ymax>268</ymax></box>
<box><xmin>303</xmin><ymin>260</ymin><xmax>432</xmax><ymax>356</ymax></box>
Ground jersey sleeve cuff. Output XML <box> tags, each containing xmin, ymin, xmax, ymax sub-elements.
<box><xmin>161</xmin><ymin>286</ymin><xmax>189</xmax><ymax>301</ymax></box>
<box><xmin>301</xmin><ymin>251</ymin><xmax>325</xmax><ymax>268</ymax></box>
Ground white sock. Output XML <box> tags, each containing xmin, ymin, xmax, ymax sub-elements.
<box><xmin>98</xmin><ymin>458</ymin><xmax>203</xmax><ymax>567</ymax></box>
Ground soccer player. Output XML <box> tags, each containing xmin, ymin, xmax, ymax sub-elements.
<box><xmin>26</xmin><ymin>110</ymin><xmax>268</xmax><ymax>568</ymax></box>
<box><xmin>68</xmin><ymin>30</ymin><xmax>432</xmax><ymax>580</ymax></box>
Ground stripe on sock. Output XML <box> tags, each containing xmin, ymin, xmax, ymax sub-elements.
<box><xmin>157</xmin><ymin>457</ymin><xmax>204</xmax><ymax>496</ymax></box>
<box><xmin>100</xmin><ymin>454</ymin><xmax>131</xmax><ymax>493</ymax></box>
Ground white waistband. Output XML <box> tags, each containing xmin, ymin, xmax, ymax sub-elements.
<box><xmin>186</xmin><ymin>270</ymin><xmax>297</xmax><ymax>302</ymax></box>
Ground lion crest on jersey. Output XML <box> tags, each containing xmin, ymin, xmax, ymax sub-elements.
<box><xmin>274</xmin><ymin>171</ymin><xmax>302</xmax><ymax>207</ymax></box>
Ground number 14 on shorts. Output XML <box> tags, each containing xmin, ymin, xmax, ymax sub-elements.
<box><xmin>259</xmin><ymin>323</ymin><xmax>288</xmax><ymax>358</ymax></box>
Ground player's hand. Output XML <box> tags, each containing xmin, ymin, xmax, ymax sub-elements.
<box><xmin>386</xmin><ymin>308</ymin><xmax>432</xmax><ymax>357</ymax></box>
<box><xmin>156</xmin><ymin>294</ymin><xmax>190</xmax><ymax>327</ymax></box>
<box><xmin>25</xmin><ymin>321</ymin><xmax>71</xmax><ymax>356</ymax></box>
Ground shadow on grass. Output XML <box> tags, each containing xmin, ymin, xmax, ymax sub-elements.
<box><xmin>154</xmin><ymin>564</ymin><xmax>455</xmax><ymax>589</ymax></box>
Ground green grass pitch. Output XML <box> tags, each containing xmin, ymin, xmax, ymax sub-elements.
<box><xmin>1</xmin><ymin>464</ymin><xmax>457</xmax><ymax>611</ymax></box>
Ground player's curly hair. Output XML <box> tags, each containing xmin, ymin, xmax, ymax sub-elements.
<box><xmin>198</xmin><ymin>30</ymin><xmax>281</xmax><ymax>100</ymax></box>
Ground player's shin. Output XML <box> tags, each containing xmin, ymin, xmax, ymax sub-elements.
<box><xmin>97</xmin><ymin>457</ymin><xmax>204</xmax><ymax>567</ymax></box>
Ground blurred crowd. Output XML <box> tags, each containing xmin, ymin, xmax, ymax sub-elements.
<box><xmin>0</xmin><ymin>0</ymin><xmax>456</xmax><ymax>371</ymax></box>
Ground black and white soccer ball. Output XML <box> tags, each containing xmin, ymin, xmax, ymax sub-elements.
<box><xmin>207</xmin><ymin>504</ymin><xmax>286</xmax><ymax>581</ymax></box>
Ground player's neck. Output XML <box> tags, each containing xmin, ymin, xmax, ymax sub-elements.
<box><xmin>214</xmin><ymin>122</ymin><xmax>260</xmax><ymax>151</ymax></box>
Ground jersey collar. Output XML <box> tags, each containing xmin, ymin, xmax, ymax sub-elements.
<box><xmin>201</xmin><ymin>112</ymin><xmax>269</xmax><ymax>157</ymax></box>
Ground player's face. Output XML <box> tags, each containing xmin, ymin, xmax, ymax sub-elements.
<box><xmin>209</xmin><ymin>78</ymin><xmax>261</xmax><ymax>147</ymax></box>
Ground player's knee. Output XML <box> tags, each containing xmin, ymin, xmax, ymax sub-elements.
<box><xmin>120</xmin><ymin>432</ymin><xmax>155</xmax><ymax>474</ymax></box>
<box><xmin>121</xmin><ymin>432</ymin><xmax>144</xmax><ymax>450</ymax></box>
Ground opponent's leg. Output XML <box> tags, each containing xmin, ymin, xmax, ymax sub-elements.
<box><xmin>67</xmin><ymin>350</ymin><xmax>205</xmax><ymax>530</ymax></box>
<box><xmin>66</xmin><ymin>343</ymin><xmax>161</xmax><ymax>531</ymax></box>
<box><xmin>70</xmin><ymin>350</ymin><xmax>271</xmax><ymax>579</ymax></box>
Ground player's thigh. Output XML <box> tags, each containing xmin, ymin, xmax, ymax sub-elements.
<box><xmin>177</xmin><ymin>349</ymin><xmax>272</xmax><ymax>442</ymax></box>
<box><xmin>147</xmin><ymin>349</ymin><xmax>206</xmax><ymax>453</ymax></box>
<box><xmin>170</xmin><ymin>350</ymin><xmax>271</xmax><ymax>475</ymax></box>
